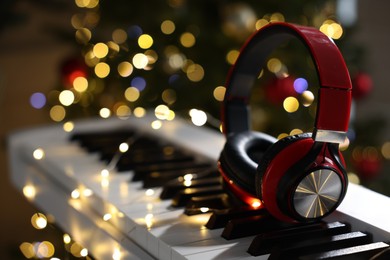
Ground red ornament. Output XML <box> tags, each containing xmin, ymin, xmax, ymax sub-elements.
<box><xmin>264</xmin><ymin>76</ymin><xmax>297</xmax><ymax>105</ymax></box>
<box><xmin>60</xmin><ymin>57</ymin><xmax>88</xmax><ymax>87</ymax></box>
<box><xmin>352</xmin><ymin>72</ymin><xmax>373</xmax><ymax>100</ymax></box>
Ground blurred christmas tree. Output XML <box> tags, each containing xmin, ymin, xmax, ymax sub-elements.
<box><xmin>44</xmin><ymin>0</ymin><xmax>389</xmax><ymax>193</ymax></box>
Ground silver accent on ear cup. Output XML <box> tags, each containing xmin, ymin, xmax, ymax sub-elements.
<box><xmin>293</xmin><ymin>169</ymin><xmax>342</xmax><ymax>219</ymax></box>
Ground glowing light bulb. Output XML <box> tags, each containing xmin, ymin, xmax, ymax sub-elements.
<box><xmin>33</xmin><ymin>148</ymin><xmax>45</xmax><ymax>160</ymax></box>
<box><xmin>31</xmin><ymin>213</ymin><xmax>47</xmax><ymax>229</ymax></box>
<box><xmin>119</xmin><ymin>142</ymin><xmax>129</xmax><ymax>153</ymax></box>
<box><xmin>103</xmin><ymin>213</ymin><xmax>112</xmax><ymax>221</ymax></box>
<box><xmin>71</xmin><ymin>189</ymin><xmax>80</xmax><ymax>199</ymax></box>
<box><xmin>23</xmin><ymin>185</ymin><xmax>36</xmax><ymax>199</ymax></box>
<box><xmin>101</xmin><ymin>169</ymin><xmax>110</xmax><ymax>177</ymax></box>
<box><xmin>145</xmin><ymin>189</ymin><xmax>155</xmax><ymax>196</ymax></box>
<box><xmin>63</xmin><ymin>234</ymin><xmax>71</xmax><ymax>244</ymax></box>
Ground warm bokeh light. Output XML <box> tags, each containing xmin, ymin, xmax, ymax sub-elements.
<box><xmin>73</xmin><ymin>76</ymin><xmax>88</xmax><ymax>92</ymax></box>
<box><xmin>112</xmin><ymin>28</ymin><xmax>127</xmax><ymax>44</ymax></box>
<box><xmin>124</xmin><ymin>87</ymin><xmax>140</xmax><ymax>102</ymax></box>
<box><xmin>59</xmin><ymin>90</ymin><xmax>75</xmax><ymax>106</ymax></box>
<box><xmin>189</xmin><ymin>109</ymin><xmax>207</xmax><ymax>126</ymax></box>
<box><xmin>63</xmin><ymin>121</ymin><xmax>75</xmax><ymax>132</ymax></box>
<box><xmin>132</xmin><ymin>53</ymin><xmax>149</xmax><ymax>69</ymax></box>
<box><xmin>283</xmin><ymin>96</ymin><xmax>299</xmax><ymax>113</ymax></box>
<box><xmin>155</xmin><ymin>104</ymin><xmax>170</xmax><ymax>120</ymax></box>
<box><xmin>50</xmin><ymin>105</ymin><xmax>66</xmax><ymax>122</ymax></box>
<box><xmin>381</xmin><ymin>142</ymin><xmax>390</xmax><ymax>160</ymax></box>
<box><xmin>99</xmin><ymin>108</ymin><xmax>111</xmax><ymax>118</ymax></box>
<box><xmin>161</xmin><ymin>20</ymin><xmax>175</xmax><ymax>34</ymax></box>
<box><xmin>75</xmin><ymin>28</ymin><xmax>91</xmax><ymax>44</ymax></box>
<box><xmin>320</xmin><ymin>20</ymin><xmax>343</xmax><ymax>39</ymax></box>
<box><xmin>94</xmin><ymin>62</ymin><xmax>110</xmax><ymax>78</ymax></box>
<box><xmin>138</xmin><ymin>34</ymin><xmax>154</xmax><ymax>49</ymax></box>
<box><xmin>186</xmin><ymin>64</ymin><xmax>204</xmax><ymax>82</ymax></box>
<box><xmin>133</xmin><ymin>107</ymin><xmax>146</xmax><ymax>117</ymax></box>
<box><xmin>31</xmin><ymin>213</ymin><xmax>47</xmax><ymax>229</ymax></box>
<box><xmin>33</xmin><ymin>148</ymin><xmax>45</xmax><ymax>160</ymax></box>
<box><xmin>151</xmin><ymin>120</ymin><xmax>162</xmax><ymax>129</ymax></box>
<box><xmin>267</xmin><ymin>58</ymin><xmax>282</xmax><ymax>73</ymax></box>
<box><xmin>180</xmin><ymin>32</ymin><xmax>196</xmax><ymax>48</ymax></box>
<box><xmin>213</xmin><ymin>86</ymin><xmax>226</xmax><ymax>101</ymax></box>
<box><xmin>226</xmin><ymin>50</ymin><xmax>239</xmax><ymax>65</ymax></box>
<box><xmin>301</xmin><ymin>90</ymin><xmax>315</xmax><ymax>107</ymax></box>
<box><xmin>117</xmin><ymin>61</ymin><xmax>133</xmax><ymax>77</ymax></box>
<box><xmin>23</xmin><ymin>185</ymin><xmax>36</xmax><ymax>200</ymax></box>
<box><xmin>93</xmin><ymin>42</ymin><xmax>109</xmax><ymax>58</ymax></box>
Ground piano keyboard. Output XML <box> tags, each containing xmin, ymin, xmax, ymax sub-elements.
<box><xmin>8</xmin><ymin>113</ymin><xmax>390</xmax><ymax>259</ymax></box>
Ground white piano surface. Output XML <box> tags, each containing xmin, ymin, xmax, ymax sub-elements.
<box><xmin>7</xmin><ymin>113</ymin><xmax>390</xmax><ymax>259</ymax></box>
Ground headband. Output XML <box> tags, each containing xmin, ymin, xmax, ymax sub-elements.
<box><xmin>222</xmin><ymin>22</ymin><xmax>352</xmax><ymax>144</ymax></box>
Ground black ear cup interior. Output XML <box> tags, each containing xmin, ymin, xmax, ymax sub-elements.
<box><xmin>255</xmin><ymin>133</ymin><xmax>312</xmax><ymax>198</ymax></box>
<box><xmin>219</xmin><ymin>131</ymin><xmax>277</xmax><ymax>196</ymax></box>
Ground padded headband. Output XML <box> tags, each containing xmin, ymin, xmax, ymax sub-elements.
<box><xmin>222</xmin><ymin>22</ymin><xmax>352</xmax><ymax>143</ymax></box>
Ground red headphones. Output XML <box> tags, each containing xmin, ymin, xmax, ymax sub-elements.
<box><xmin>218</xmin><ymin>22</ymin><xmax>352</xmax><ymax>223</ymax></box>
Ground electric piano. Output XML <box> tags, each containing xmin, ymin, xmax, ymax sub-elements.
<box><xmin>8</xmin><ymin>113</ymin><xmax>390</xmax><ymax>259</ymax></box>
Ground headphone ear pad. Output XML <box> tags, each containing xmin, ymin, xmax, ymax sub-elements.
<box><xmin>219</xmin><ymin>131</ymin><xmax>277</xmax><ymax>196</ymax></box>
<box><xmin>256</xmin><ymin>133</ymin><xmax>312</xmax><ymax>199</ymax></box>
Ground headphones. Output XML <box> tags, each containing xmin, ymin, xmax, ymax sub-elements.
<box><xmin>218</xmin><ymin>22</ymin><xmax>352</xmax><ymax>223</ymax></box>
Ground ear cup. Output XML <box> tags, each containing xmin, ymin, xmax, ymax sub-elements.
<box><xmin>219</xmin><ymin>131</ymin><xmax>277</xmax><ymax>197</ymax></box>
<box><xmin>256</xmin><ymin>133</ymin><xmax>312</xmax><ymax>199</ymax></box>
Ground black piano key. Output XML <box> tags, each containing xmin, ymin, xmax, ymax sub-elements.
<box><xmin>206</xmin><ymin>207</ymin><xmax>267</xmax><ymax>230</ymax></box>
<box><xmin>270</xmin><ymin>231</ymin><xmax>372</xmax><ymax>259</ymax></box>
<box><xmin>115</xmin><ymin>147</ymin><xmax>195</xmax><ymax>171</ymax></box>
<box><xmin>221</xmin><ymin>213</ymin><xmax>296</xmax><ymax>240</ymax></box>
<box><xmin>184</xmin><ymin>193</ymin><xmax>232</xmax><ymax>215</ymax></box>
<box><xmin>131</xmin><ymin>162</ymin><xmax>212</xmax><ymax>181</ymax></box>
<box><xmin>248</xmin><ymin>221</ymin><xmax>351</xmax><ymax>256</ymax></box>
<box><xmin>171</xmin><ymin>185</ymin><xmax>225</xmax><ymax>207</ymax></box>
<box><xmin>299</xmin><ymin>242</ymin><xmax>389</xmax><ymax>260</ymax></box>
<box><xmin>142</xmin><ymin>168</ymin><xmax>218</xmax><ymax>188</ymax></box>
<box><xmin>370</xmin><ymin>247</ymin><xmax>390</xmax><ymax>259</ymax></box>
<box><xmin>160</xmin><ymin>176</ymin><xmax>221</xmax><ymax>199</ymax></box>
<box><xmin>71</xmin><ymin>130</ymin><xmax>136</xmax><ymax>152</ymax></box>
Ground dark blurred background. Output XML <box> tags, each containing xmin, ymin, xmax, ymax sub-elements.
<box><xmin>1</xmin><ymin>0</ymin><xmax>390</xmax><ymax>259</ymax></box>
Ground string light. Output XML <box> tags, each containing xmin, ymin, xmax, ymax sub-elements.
<box><xmin>99</xmin><ymin>108</ymin><xmax>111</xmax><ymax>118</ymax></box>
<box><xmin>23</xmin><ymin>185</ymin><xmax>36</xmax><ymax>199</ymax></box>
<box><xmin>33</xmin><ymin>148</ymin><xmax>45</xmax><ymax>160</ymax></box>
<box><xmin>63</xmin><ymin>234</ymin><xmax>71</xmax><ymax>244</ymax></box>
<box><xmin>63</xmin><ymin>121</ymin><xmax>75</xmax><ymax>132</ymax></box>
<box><xmin>119</xmin><ymin>142</ymin><xmax>129</xmax><ymax>153</ymax></box>
<box><xmin>133</xmin><ymin>107</ymin><xmax>146</xmax><ymax>117</ymax></box>
<box><xmin>151</xmin><ymin>120</ymin><xmax>162</xmax><ymax>129</ymax></box>
<box><xmin>31</xmin><ymin>213</ymin><xmax>48</xmax><ymax>230</ymax></box>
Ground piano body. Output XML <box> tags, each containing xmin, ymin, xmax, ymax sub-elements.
<box><xmin>8</xmin><ymin>113</ymin><xmax>390</xmax><ymax>259</ymax></box>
